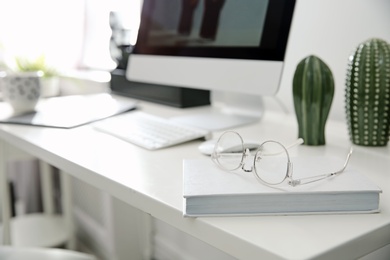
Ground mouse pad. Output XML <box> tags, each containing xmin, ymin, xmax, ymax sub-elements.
<box><xmin>0</xmin><ymin>93</ymin><xmax>137</xmax><ymax>128</ymax></box>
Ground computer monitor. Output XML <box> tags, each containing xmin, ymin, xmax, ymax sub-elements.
<box><xmin>126</xmin><ymin>0</ymin><xmax>295</xmax><ymax>131</ymax></box>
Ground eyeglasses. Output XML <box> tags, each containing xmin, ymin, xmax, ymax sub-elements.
<box><xmin>211</xmin><ymin>131</ymin><xmax>353</xmax><ymax>187</ymax></box>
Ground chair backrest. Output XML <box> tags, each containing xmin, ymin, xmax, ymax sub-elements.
<box><xmin>0</xmin><ymin>246</ymin><xmax>96</xmax><ymax>260</ymax></box>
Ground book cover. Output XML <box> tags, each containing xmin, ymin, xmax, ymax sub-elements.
<box><xmin>183</xmin><ymin>156</ymin><xmax>382</xmax><ymax>217</ymax></box>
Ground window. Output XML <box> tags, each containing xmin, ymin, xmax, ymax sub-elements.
<box><xmin>0</xmin><ymin>0</ymin><xmax>140</xmax><ymax>72</ymax></box>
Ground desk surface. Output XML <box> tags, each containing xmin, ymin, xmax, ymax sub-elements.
<box><xmin>0</xmin><ymin>95</ymin><xmax>389</xmax><ymax>260</ymax></box>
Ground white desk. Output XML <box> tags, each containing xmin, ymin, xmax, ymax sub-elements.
<box><xmin>0</xmin><ymin>96</ymin><xmax>389</xmax><ymax>260</ymax></box>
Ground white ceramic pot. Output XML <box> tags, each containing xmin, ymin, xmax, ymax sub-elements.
<box><xmin>0</xmin><ymin>71</ymin><xmax>42</xmax><ymax>114</ymax></box>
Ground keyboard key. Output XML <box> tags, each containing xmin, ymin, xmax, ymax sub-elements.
<box><xmin>92</xmin><ymin>111</ymin><xmax>209</xmax><ymax>150</ymax></box>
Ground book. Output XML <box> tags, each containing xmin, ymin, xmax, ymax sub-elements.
<box><xmin>183</xmin><ymin>156</ymin><xmax>382</xmax><ymax>217</ymax></box>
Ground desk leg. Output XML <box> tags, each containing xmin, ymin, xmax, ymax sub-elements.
<box><xmin>0</xmin><ymin>139</ymin><xmax>12</xmax><ymax>245</ymax></box>
<box><xmin>60</xmin><ymin>171</ymin><xmax>75</xmax><ymax>250</ymax></box>
<box><xmin>39</xmin><ymin>161</ymin><xmax>55</xmax><ymax>215</ymax></box>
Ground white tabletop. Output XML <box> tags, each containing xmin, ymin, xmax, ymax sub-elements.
<box><xmin>0</xmin><ymin>96</ymin><xmax>389</xmax><ymax>260</ymax></box>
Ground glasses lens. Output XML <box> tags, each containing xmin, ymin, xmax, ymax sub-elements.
<box><xmin>254</xmin><ymin>141</ymin><xmax>289</xmax><ymax>185</ymax></box>
<box><xmin>214</xmin><ymin>131</ymin><xmax>244</xmax><ymax>171</ymax></box>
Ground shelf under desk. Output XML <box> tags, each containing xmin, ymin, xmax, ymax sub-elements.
<box><xmin>0</xmin><ymin>97</ymin><xmax>389</xmax><ymax>260</ymax></box>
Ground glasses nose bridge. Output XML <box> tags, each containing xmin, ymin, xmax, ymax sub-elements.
<box><xmin>241</xmin><ymin>148</ymin><xmax>254</xmax><ymax>172</ymax></box>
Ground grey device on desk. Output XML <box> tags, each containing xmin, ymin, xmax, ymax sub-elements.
<box><xmin>0</xmin><ymin>93</ymin><xmax>137</xmax><ymax>128</ymax></box>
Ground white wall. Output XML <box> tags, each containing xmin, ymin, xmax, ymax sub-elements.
<box><xmin>276</xmin><ymin>0</ymin><xmax>390</xmax><ymax>122</ymax></box>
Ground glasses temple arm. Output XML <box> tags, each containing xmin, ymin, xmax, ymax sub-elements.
<box><xmin>289</xmin><ymin>147</ymin><xmax>353</xmax><ymax>187</ymax></box>
<box><xmin>286</xmin><ymin>138</ymin><xmax>304</xmax><ymax>150</ymax></box>
<box><xmin>262</xmin><ymin>138</ymin><xmax>304</xmax><ymax>157</ymax></box>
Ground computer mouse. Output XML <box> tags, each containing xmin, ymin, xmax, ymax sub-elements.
<box><xmin>198</xmin><ymin>139</ymin><xmax>218</xmax><ymax>155</ymax></box>
<box><xmin>198</xmin><ymin>138</ymin><xmax>260</xmax><ymax>156</ymax></box>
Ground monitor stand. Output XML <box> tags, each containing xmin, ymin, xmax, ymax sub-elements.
<box><xmin>171</xmin><ymin>91</ymin><xmax>264</xmax><ymax>131</ymax></box>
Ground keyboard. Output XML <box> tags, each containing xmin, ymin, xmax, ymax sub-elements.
<box><xmin>92</xmin><ymin>111</ymin><xmax>209</xmax><ymax>150</ymax></box>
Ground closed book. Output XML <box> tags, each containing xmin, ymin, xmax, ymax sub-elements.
<box><xmin>183</xmin><ymin>156</ymin><xmax>381</xmax><ymax>217</ymax></box>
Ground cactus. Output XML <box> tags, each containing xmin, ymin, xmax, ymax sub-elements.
<box><xmin>345</xmin><ymin>38</ymin><xmax>390</xmax><ymax>146</ymax></box>
<box><xmin>293</xmin><ymin>55</ymin><xmax>334</xmax><ymax>145</ymax></box>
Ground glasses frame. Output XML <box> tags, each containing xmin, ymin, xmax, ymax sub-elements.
<box><xmin>212</xmin><ymin>131</ymin><xmax>353</xmax><ymax>187</ymax></box>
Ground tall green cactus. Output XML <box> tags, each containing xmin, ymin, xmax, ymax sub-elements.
<box><xmin>293</xmin><ymin>55</ymin><xmax>334</xmax><ymax>145</ymax></box>
<box><xmin>345</xmin><ymin>38</ymin><xmax>390</xmax><ymax>146</ymax></box>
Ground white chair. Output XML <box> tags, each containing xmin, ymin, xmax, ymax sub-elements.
<box><xmin>0</xmin><ymin>144</ymin><xmax>95</xmax><ymax>258</ymax></box>
<box><xmin>0</xmin><ymin>142</ymin><xmax>75</xmax><ymax>249</ymax></box>
<box><xmin>0</xmin><ymin>246</ymin><xmax>96</xmax><ymax>260</ymax></box>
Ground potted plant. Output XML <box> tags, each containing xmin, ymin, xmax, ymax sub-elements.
<box><xmin>292</xmin><ymin>55</ymin><xmax>335</xmax><ymax>145</ymax></box>
<box><xmin>15</xmin><ymin>55</ymin><xmax>60</xmax><ymax>97</ymax></box>
<box><xmin>345</xmin><ymin>38</ymin><xmax>390</xmax><ymax>146</ymax></box>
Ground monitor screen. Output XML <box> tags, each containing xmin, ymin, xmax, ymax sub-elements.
<box><xmin>134</xmin><ymin>0</ymin><xmax>294</xmax><ymax>61</ymax></box>
<box><xmin>127</xmin><ymin>0</ymin><xmax>295</xmax><ymax>130</ymax></box>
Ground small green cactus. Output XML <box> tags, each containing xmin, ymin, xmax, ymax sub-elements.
<box><xmin>345</xmin><ymin>38</ymin><xmax>390</xmax><ymax>146</ymax></box>
<box><xmin>293</xmin><ymin>55</ymin><xmax>334</xmax><ymax>145</ymax></box>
